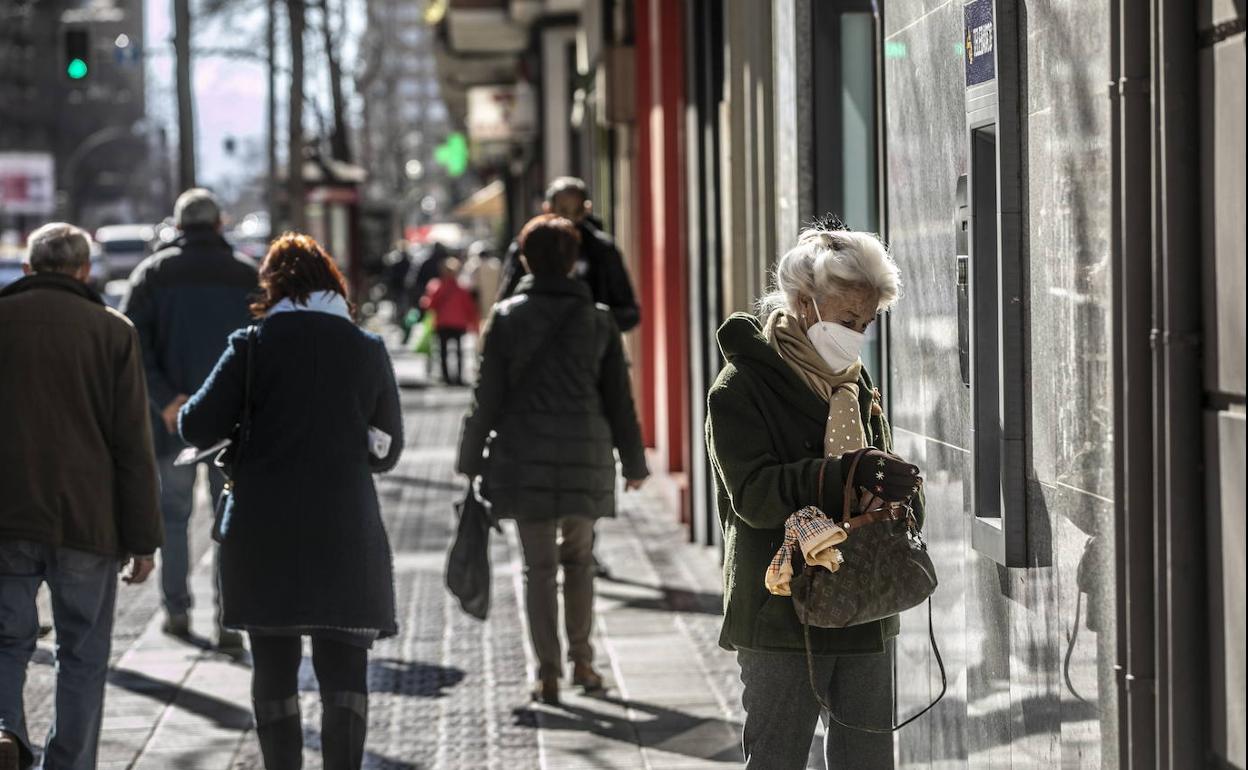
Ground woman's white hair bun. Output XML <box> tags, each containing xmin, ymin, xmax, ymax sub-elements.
<box><xmin>756</xmin><ymin>217</ymin><xmax>902</xmax><ymax>317</ymax></box>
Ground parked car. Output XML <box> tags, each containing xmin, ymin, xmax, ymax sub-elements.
<box><xmin>0</xmin><ymin>231</ymin><xmax>107</xmax><ymax>291</ymax></box>
<box><xmin>0</xmin><ymin>257</ymin><xmax>23</xmax><ymax>290</ymax></box>
<box><xmin>95</xmin><ymin>224</ymin><xmax>155</xmax><ymax>280</ymax></box>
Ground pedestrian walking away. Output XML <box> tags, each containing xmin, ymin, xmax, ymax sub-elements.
<box><xmin>495</xmin><ymin>177</ymin><xmax>643</xmax><ymax>580</ymax></box>
<box><xmin>179</xmin><ymin>233</ymin><xmax>404</xmax><ymax>769</ymax></box>
<box><xmin>456</xmin><ymin>214</ymin><xmax>649</xmax><ymax>705</ymax></box>
<box><xmin>462</xmin><ymin>240</ymin><xmax>502</xmax><ymax>321</ymax></box>
<box><xmin>420</xmin><ymin>256</ymin><xmax>480</xmax><ymax>386</ymax></box>
<box><xmin>705</xmin><ymin>223</ymin><xmax>926</xmax><ymax>769</ymax></box>
<box><xmin>120</xmin><ymin>188</ymin><xmax>258</xmax><ymax>650</ymax></box>
<box><xmin>405</xmin><ymin>241</ymin><xmax>451</xmax><ymax>319</ymax></box>
<box><xmin>0</xmin><ymin>223</ymin><xmax>162</xmax><ymax>770</ymax></box>
<box><xmin>496</xmin><ymin>176</ymin><xmax>641</xmax><ymax>333</ymax></box>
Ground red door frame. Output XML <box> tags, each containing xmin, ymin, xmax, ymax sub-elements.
<box><xmin>635</xmin><ymin>0</ymin><xmax>691</xmax><ymax>521</ymax></box>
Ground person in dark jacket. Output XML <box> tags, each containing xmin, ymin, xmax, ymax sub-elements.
<box><xmin>405</xmin><ymin>241</ymin><xmax>450</xmax><ymax>316</ymax></box>
<box><xmin>706</xmin><ymin>225</ymin><xmax>925</xmax><ymax>769</ymax></box>
<box><xmin>496</xmin><ymin>177</ymin><xmax>641</xmax><ymax>332</ymax></box>
<box><xmin>120</xmin><ymin>188</ymin><xmax>259</xmax><ymax>648</ymax></box>
<box><xmin>0</xmin><ymin>223</ymin><xmax>162</xmax><ymax>770</ymax></box>
<box><xmin>179</xmin><ymin>232</ymin><xmax>402</xmax><ymax>770</ymax></box>
<box><xmin>457</xmin><ymin>215</ymin><xmax>649</xmax><ymax>705</ymax></box>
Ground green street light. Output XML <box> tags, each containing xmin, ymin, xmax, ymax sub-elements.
<box><xmin>67</xmin><ymin>58</ymin><xmax>89</xmax><ymax>79</ymax></box>
<box><xmin>434</xmin><ymin>132</ymin><xmax>469</xmax><ymax>178</ymax></box>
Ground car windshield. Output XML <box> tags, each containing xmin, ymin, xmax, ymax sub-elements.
<box><xmin>101</xmin><ymin>239</ymin><xmax>147</xmax><ymax>254</ymax></box>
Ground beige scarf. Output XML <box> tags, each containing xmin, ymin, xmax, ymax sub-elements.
<box><xmin>765</xmin><ymin>309</ymin><xmax>866</xmax><ymax>458</ymax></box>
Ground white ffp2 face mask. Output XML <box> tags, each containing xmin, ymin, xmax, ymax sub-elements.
<box><xmin>806</xmin><ymin>300</ymin><xmax>865</xmax><ymax>373</ymax></box>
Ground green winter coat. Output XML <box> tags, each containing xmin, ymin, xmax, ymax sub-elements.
<box><xmin>705</xmin><ymin>312</ymin><xmax>926</xmax><ymax>656</ymax></box>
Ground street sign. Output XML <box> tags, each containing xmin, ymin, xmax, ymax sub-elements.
<box><xmin>434</xmin><ymin>133</ymin><xmax>469</xmax><ymax>178</ymax></box>
<box><xmin>466</xmin><ymin>83</ymin><xmax>536</xmax><ymax>144</ymax></box>
<box><xmin>0</xmin><ymin>153</ymin><xmax>56</xmax><ymax>216</ymax></box>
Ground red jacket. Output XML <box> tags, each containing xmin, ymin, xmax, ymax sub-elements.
<box><xmin>421</xmin><ymin>277</ymin><xmax>479</xmax><ymax>332</ymax></box>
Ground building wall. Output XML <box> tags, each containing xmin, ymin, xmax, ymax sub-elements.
<box><xmin>1199</xmin><ymin>2</ymin><xmax>1246</xmax><ymax>765</ymax></box>
<box><xmin>881</xmin><ymin>0</ymin><xmax>1119</xmax><ymax>765</ymax></box>
<box><xmin>633</xmin><ymin>0</ymin><xmax>692</xmax><ymax>520</ymax></box>
<box><xmin>361</xmin><ymin>0</ymin><xmax>452</xmax><ymax>224</ymax></box>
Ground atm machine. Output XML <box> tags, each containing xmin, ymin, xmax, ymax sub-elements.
<box><xmin>955</xmin><ymin>0</ymin><xmax>1029</xmax><ymax>567</ymax></box>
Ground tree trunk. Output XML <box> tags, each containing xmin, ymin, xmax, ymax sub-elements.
<box><xmin>286</xmin><ymin>0</ymin><xmax>306</xmax><ymax>231</ymax></box>
<box><xmin>173</xmin><ymin>0</ymin><xmax>196</xmax><ymax>191</ymax></box>
<box><xmin>319</xmin><ymin>0</ymin><xmax>350</xmax><ymax>162</ymax></box>
<box><xmin>267</xmin><ymin>0</ymin><xmax>278</xmax><ymax>232</ymax></box>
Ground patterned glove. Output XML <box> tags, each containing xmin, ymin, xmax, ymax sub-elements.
<box><xmin>849</xmin><ymin>449</ymin><xmax>923</xmax><ymax>502</ymax></box>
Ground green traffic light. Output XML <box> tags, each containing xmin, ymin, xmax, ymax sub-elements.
<box><xmin>67</xmin><ymin>58</ymin><xmax>88</xmax><ymax>79</ymax></box>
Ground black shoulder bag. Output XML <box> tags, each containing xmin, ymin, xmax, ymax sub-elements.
<box><xmin>210</xmin><ymin>325</ymin><xmax>258</xmax><ymax>543</ymax></box>
<box><xmin>446</xmin><ymin>300</ymin><xmax>584</xmax><ymax>620</ymax></box>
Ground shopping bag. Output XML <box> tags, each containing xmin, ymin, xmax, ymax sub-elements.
<box><xmin>445</xmin><ymin>480</ymin><xmax>499</xmax><ymax>620</ymax></box>
<box><xmin>409</xmin><ymin>311</ymin><xmax>436</xmax><ymax>355</ymax></box>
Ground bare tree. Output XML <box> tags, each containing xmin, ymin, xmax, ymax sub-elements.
<box><xmin>267</xmin><ymin>0</ymin><xmax>278</xmax><ymax>230</ymax></box>
<box><xmin>286</xmin><ymin>0</ymin><xmax>306</xmax><ymax>230</ymax></box>
<box><xmin>173</xmin><ymin>0</ymin><xmax>196</xmax><ymax>190</ymax></box>
<box><xmin>318</xmin><ymin>0</ymin><xmax>350</xmax><ymax>162</ymax></box>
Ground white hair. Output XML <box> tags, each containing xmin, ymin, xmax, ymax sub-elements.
<box><xmin>26</xmin><ymin>222</ymin><xmax>91</xmax><ymax>274</ymax></box>
<box><xmin>174</xmin><ymin>188</ymin><xmax>221</xmax><ymax>229</ymax></box>
<box><xmin>756</xmin><ymin>228</ymin><xmax>902</xmax><ymax>317</ymax></box>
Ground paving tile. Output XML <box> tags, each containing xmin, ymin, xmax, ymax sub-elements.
<box><xmin>18</xmin><ymin>375</ymin><xmax>747</xmax><ymax>769</ymax></box>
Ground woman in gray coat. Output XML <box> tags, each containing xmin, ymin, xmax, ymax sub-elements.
<box><xmin>456</xmin><ymin>214</ymin><xmax>648</xmax><ymax>704</ymax></box>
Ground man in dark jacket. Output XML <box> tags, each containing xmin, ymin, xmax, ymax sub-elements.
<box><xmin>0</xmin><ymin>223</ymin><xmax>162</xmax><ymax>770</ymax></box>
<box><xmin>496</xmin><ymin>177</ymin><xmax>641</xmax><ymax>332</ymax></box>
<box><xmin>120</xmin><ymin>188</ymin><xmax>258</xmax><ymax>649</ymax></box>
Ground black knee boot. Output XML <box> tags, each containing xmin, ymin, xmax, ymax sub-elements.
<box><xmin>320</xmin><ymin>691</ymin><xmax>368</xmax><ymax>770</ymax></box>
<box><xmin>253</xmin><ymin>696</ymin><xmax>303</xmax><ymax>770</ymax></box>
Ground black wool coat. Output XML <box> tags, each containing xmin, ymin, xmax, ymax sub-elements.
<box><xmin>456</xmin><ymin>275</ymin><xmax>648</xmax><ymax>521</ymax></box>
<box><xmin>706</xmin><ymin>313</ymin><xmax>925</xmax><ymax>656</ymax></box>
<box><xmin>180</xmin><ymin>311</ymin><xmax>404</xmax><ymax>637</ymax></box>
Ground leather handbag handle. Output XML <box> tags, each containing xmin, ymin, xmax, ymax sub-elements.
<box><xmin>841</xmin><ymin>448</ymin><xmax>865</xmax><ymax>519</ymax></box>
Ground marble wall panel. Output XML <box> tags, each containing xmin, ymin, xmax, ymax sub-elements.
<box><xmin>882</xmin><ymin>0</ymin><xmax>1117</xmax><ymax>766</ymax></box>
<box><xmin>894</xmin><ymin>431</ymin><xmax>970</xmax><ymax>766</ymax></box>
<box><xmin>881</xmin><ymin>0</ymin><xmax>968</xmax><ymax>450</ymax></box>
<box><xmin>885</xmin><ymin>0</ymin><xmax>959</xmax><ymax>40</ymax></box>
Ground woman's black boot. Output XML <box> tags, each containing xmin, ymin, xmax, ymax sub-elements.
<box><xmin>320</xmin><ymin>691</ymin><xmax>368</xmax><ymax>770</ymax></box>
<box><xmin>253</xmin><ymin>696</ymin><xmax>303</xmax><ymax>770</ymax></box>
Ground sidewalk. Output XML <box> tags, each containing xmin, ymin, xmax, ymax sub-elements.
<box><xmin>19</xmin><ymin>357</ymin><xmax>749</xmax><ymax>769</ymax></box>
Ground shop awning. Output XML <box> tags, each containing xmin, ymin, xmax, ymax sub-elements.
<box><xmin>451</xmin><ymin>179</ymin><xmax>505</xmax><ymax>219</ymax></box>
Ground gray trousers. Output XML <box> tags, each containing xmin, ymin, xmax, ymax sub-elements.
<box><xmin>515</xmin><ymin>516</ymin><xmax>596</xmax><ymax>679</ymax></box>
<box><xmin>737</xmin><ymin>639</ymin><xmax>895</xmax><ymax>770</ymax></box>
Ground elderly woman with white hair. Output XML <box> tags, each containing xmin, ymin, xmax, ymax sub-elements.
<box><xmin>705</xmin><ymin>223</ymin><xmax>924</xmax><ymax>769</ymax></box>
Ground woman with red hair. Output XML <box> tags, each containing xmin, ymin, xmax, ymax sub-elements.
<box><xmin>180</xmin><ymin>233</ymin><xmax>403</xmax><ymax>769</ymax></box>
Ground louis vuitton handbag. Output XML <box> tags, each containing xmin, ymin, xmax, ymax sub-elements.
<box><xmin>790</xmin><ymin>446</ymin><xmax>946</xmax><ymax>732</ymax></box>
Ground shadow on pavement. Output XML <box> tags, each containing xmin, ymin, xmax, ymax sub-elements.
<box><xmin>293</xmin><ymin>658</ymin><xmax>467</xmax><ymax>699</ymax></box>
<box><xmin>377</xmin><ymin>474</ymin><xmax>463</xmax><ymax>493</ymax></box>
<box><xmin>596</xmin><ymin>576</ymin><xmax>724</xmax><ymax>616</ymax></box>
<box><xmin>108</xmin><ymin>667</ymin><xmax>254</xmax><ymax>730</ymax></box>
<box><xmin>512</xmin><ymin>692</ymin><xmax>743</xmax><ymax>763</ymax></box>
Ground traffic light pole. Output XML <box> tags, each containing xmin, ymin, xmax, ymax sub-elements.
<box><xmin>173</xmin><ymin>0</ymin><xmax>197</xmax><ymax>190</ymax></box>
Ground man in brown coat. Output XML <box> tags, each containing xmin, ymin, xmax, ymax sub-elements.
<box><xmin>0</xmin><ymin>223</ymin><xmax>162</xmax><ymax>770</ymax></box>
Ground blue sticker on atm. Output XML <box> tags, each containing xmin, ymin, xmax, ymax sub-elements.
<box><xmin>964</xmin><ymin>0</ymin><xmax>995</xmax><ymax>86</ymax></box>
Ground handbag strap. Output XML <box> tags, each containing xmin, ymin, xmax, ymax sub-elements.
<box><xmin>237</xmin><ymin>325</ymin><xmax>258</xmax><ymax>459</ymax></box>
<box><xmin>801</xmin><ymin>591</ymin><xmax>948</xmax><ymax>733</ymax></box>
